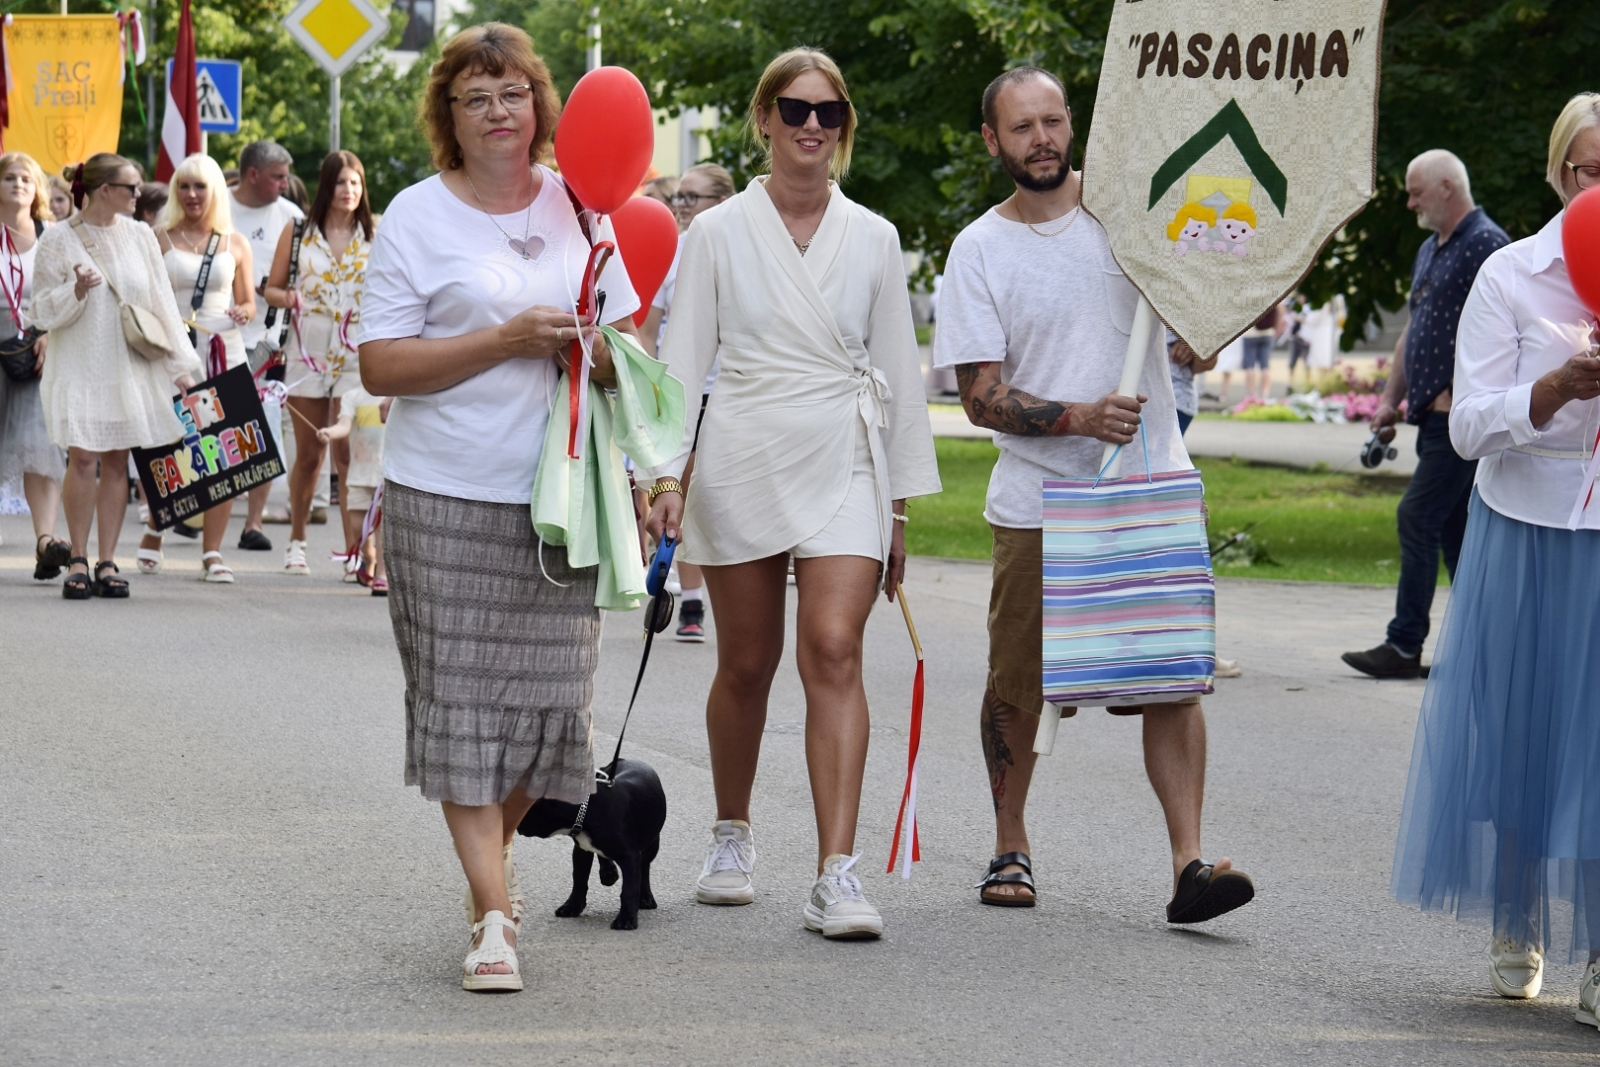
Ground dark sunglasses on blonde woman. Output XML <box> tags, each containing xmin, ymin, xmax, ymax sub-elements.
<box><xmin>774</xmin><ymin>97</ymin><xmax>849</xmax><ymax>129</ymax></box>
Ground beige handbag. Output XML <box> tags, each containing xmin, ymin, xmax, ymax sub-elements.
<box><xmin>69</xmin><ymin>216</ymin><xmax>174</xmax><ymax>363</ymax></box>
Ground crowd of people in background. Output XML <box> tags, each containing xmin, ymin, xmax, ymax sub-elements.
<box><xmin>0</xmin><ymin>136</ymin><xmax>386</xmax><ymax>596</ymax></box>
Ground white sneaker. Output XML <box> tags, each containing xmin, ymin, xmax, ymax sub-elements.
<box><xmin>1488</xmin><ymin>938</ymin><xmax>1544</xmax><ymax>999</ymax></box>
<box><xmin>1577</xmin><ymin>961</ymin><xmax>1600</xmax><ymax>1028</ymax></box>
<box><xmin>284</xmin><ymin>539</ymin><xmax>309</xmax><ymax>575</ymax></box>
<box><xmin>695</xmin><ymin>820</ymin><xmax>755</xmax><ymax>905</ymax></box>
<box><xmin>804</xmin><ymin>853</ymin><xmax>883</xmax><ymax>940</ymax></box>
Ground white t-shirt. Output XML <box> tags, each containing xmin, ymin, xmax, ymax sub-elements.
<box><xmin>338</xmin><ymin>385</ymin><xmax>387</xmax><ymax>488</ymax></box>
<box><xmin>359</xmin><ymin>167</ymin><xmax>640</xmax><ymax>504</ymax></box>
<box><xmin>230</xmin><ymin>194</ymin><xmax>304</xmax><ymax>349</ymax></box>
<box><xmin>933</xmin><ymin>207</ymin><xmax>1189</xmax><ymax>528</ymax></box>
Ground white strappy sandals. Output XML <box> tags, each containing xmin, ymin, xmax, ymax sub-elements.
<box><xmin>462</xmin><ymin>910</ymin><xmax>521</xmax><ymax>993</ymax></box>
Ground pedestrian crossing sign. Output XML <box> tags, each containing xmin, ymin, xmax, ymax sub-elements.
<box><xmin>167</xmin><ymin>59</ymin><xmax>242</xmax><ymax>134</ymax></box>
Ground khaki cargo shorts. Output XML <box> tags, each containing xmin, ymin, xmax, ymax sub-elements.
<box><xmin>987</xmin><ymin>524</ymin><xmax>1200</xmax><ymax>718</ymax></box>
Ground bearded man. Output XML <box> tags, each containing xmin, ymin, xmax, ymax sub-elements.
<box><xmin>931</xmin><ymin>67</ymin><xmax>1254</xmax><ymax>923</ymax></box>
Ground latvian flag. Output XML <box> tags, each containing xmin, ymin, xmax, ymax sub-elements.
<box><xmin>156</xmin><ymin>0</ymin><xmax>200</xmax><ymax>181</ymax></box>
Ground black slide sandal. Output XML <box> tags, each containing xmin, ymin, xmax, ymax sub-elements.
<box><xmin>976</xmin><ymin>851</ymin><xmax>1036</xmax><ymax>907</ymax></box>
<box><xmin>91</xmin><ymin>560</ymin><xmax>130</xmax><ymax>599</ymax></box>
<box><xmin>1166</xmin><ymin>858</ymin><xmax>1254</xmax><ymax>924</ymax></box>
<box><xmin>62</xmin><ymin>557</ymin><xmax>91</xmax><ymax>600</ymax></box>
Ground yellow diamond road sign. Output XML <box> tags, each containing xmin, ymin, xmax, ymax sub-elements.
<box><xmin>284</xmin><ymin>0</ymin><xmax>389</xmax><ymax>78</ymax></box>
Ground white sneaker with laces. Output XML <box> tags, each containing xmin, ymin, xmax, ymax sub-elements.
<box><xmin>1577</xmin><ymin>961</ymin><xmax>1600</xmax><ymax>1028</ymax></box>
<box><xmin>804</xmin><ymin>853</ymin><xmax>883</xmax><ymax>940</ymax></box>
<box><xmin>1488</xmin><ymin>938</ymin><xmax>1544</xmax><ymax>999</ymax></box>
<box><xmin>696</xmin><ymin>820</ymin><xmax>755</xmax><ymax>904</ymax></box>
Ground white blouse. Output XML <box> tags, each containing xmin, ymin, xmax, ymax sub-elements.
<box><xmin>1451</xmin><ymin>211</ymin><xmax>1600</xmax><ymax>530</ymax></box>
<box><xmin>640</xmin><ymin>178</ymin><xmax>940</xmax><ymax>565</ymax></box>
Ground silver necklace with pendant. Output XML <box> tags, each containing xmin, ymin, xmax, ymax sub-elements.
<box><xmin>465</xmin><ymin>168</ymin><xmax>544</xmax><ymax>261</ymax></box>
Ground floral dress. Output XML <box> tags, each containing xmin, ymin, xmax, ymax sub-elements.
<box><xmin>285</xmin><ymin>224</ymin><xmax>370</xmax><ymax>399</ymax></box>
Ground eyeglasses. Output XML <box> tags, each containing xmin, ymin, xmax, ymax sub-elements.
<box><xmin>450</xmin><ymin>84</ymin><xmax>534</xmax><ymax>117</ymax></box>
<box><xmin>773</xmin><ymin>97</ymin><xmax>849</xmax><ymax>129</ymax></box>
<box><xmin>670</xmin><ymin>192</ymin><xmax>720</xmax><ymax>207</ymax></box>
<box><xmin>1565</xmin><ymin>160</ymin><xmax>1600</xmax><ymax>191</ymax></box>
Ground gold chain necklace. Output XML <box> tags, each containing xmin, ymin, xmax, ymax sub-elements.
<box><xmin>1025</xmin><ymin>204</ymin><xmax>1081</xmax><ymax>238</ymax></box>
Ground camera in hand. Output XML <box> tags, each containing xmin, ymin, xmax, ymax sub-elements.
<box><xmin>1360</xmin><ymin>431</ymin><xmax>1399</xmax><ymax>470</ymax></box>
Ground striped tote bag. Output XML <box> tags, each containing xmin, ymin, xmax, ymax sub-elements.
<box><xmin>1042</xmin><ymin>464</ymin><xmax>1215</xmax><ymax>706</ymax></box>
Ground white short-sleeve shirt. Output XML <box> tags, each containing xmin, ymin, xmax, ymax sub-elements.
<box><xmin>230</xmin><ymin>194</ymin><xmax>304</xmax><ymax>349</ymax></box>
<box><xmin>359</xmin><ymin>167</ymin><xmax>640</xmax><ymax>504</ymax></box>
<box><xmin>933</xmin><ymin>207</ymin><xmax>1189</xmax><ymax>528</ymax></box>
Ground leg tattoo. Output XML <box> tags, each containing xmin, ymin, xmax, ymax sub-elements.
<box><xmin>980</xmin><ymin>691</ymin><xmax>1016</xmax><ymax>812</ymax></box>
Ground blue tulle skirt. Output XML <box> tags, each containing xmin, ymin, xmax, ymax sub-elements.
<box><xmin>1392</xmin><ymin>491</ymin><xmax>1600</xmax><ymax>961</ymax></box>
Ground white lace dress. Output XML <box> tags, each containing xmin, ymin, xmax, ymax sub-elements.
<box><xmin>33</xmin><ymin>215</ymin><xmax>200</xmax><ymax>450</ymax></box>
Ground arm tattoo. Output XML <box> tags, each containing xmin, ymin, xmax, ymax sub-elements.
<box><xmin>980</xmin><ymin>690</ymin><xmax>1016</xmax><ymax>813</ymax></box>
<box><xmin>956</xmin><ymin>363</ymin><xmax>1073</xmax><ymax>437</ymax></box>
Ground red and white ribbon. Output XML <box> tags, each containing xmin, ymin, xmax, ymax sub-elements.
<box><xmin>565</xmin><ymin>239</ymin><xmax>615</xmax><ymax>460</ymax></box>
<box><xmin>886</xmin><ymin>585</ymin><xmax>925</xmax><ymax>879</ymax></box>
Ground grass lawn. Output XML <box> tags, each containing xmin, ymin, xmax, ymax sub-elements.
<box><xmin>907</xmin><ymin>438</ymin><xmax>1422</xmax><ymax>585</ymax></box>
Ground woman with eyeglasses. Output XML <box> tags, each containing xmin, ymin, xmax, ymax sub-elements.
<box><xmin>359</xmin><ymin>23</ymin><xmax>641</xmax><ymax>992</ymax></box>
<box><xmin>31</xmin><ymin>153</ymin><xmax>200</xmax><ymax>599</ymax></box>
<box><xmin>642</xmin><ymin>48</ymin><xmax>939</xmax><ymax>940</ymax></box>
<box><xmin>1392</xmin><ymin>93</ymin><xmax>1600</xmax><ymax>1024</ymax></box>
<box><xmin>639</xmin><ymin>161</ymin><xmax>734</xmax><ymax>642</ymax></box>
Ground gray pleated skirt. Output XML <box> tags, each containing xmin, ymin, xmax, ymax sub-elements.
<box><xmin>384</xmin><ymin>480</ymin><xmax>600</xmax><ymax>807</ymax></box>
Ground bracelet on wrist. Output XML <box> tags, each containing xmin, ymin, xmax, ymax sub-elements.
<box><xmin>892</xmin><ymin>513</ymin><xmax>909</xmax><ymax>524</ymax></box>
<box><xmin>647</xmin><ymin>478</ymin><xmax>683</xmax><ymax>503</ymax></box>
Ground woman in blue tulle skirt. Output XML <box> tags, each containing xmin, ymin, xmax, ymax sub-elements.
<box><xmin>1392</xmin><ymin>93</ymin><xmax>1600</xmax><ymax>1027</ymax></box>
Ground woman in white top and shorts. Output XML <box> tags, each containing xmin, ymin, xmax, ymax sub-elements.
<box><xmin>644</xmin><ymin>49</ymin><xmax>940</xmax><ymax>940</ymax></box>
<box><xmin>138</xmin><ymin>153</ymin><xmax>256</xmax><ymax>582</ymax></box>
<box><xmin>1392</xmin><ymin>94</ymin><xmax>1600</xmax><ymax>1024</ymax></box>
<box><xmin>360</xmin><ymin>23</ymin><xmax>641</xmax><ymax>993</ymax></box>
<box><xmin>32</xmin><ymin>153</ymin><xmax>200</xmax><ymax>598</ymax></box>
<box><xmin>264</xmin><ymin>150</ymin><xmax>374</xmax><ymax>576</ymax></box>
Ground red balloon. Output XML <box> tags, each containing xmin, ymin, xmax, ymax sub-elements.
<box><xmin>554</xmin><ymin>67</ymin><xmax>654</xmax><ymax>215</ymax></box>
<box><xmin>610</xmin><ymin>196</ymin><xmax>681</xmax><ymax>325</ymax></box>
<box><xmin>1564</xmin><ymin>186</ymin><xmax>1600</xmax><ymax>316</ymax></box>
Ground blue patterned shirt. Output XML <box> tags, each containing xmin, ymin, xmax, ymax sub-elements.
<box><xmin>1403</xmin><ymin>206</ymin><xmax>1509</xmax><ymax>423</ymax></box>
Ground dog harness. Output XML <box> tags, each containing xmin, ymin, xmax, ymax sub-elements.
<box><xmin>570</xmin><ymin>797</ymin><xmax>590</xmax><ymax>837</ymax></box>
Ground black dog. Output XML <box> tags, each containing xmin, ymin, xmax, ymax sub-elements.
<box><xmin>516</xmin><ymin>758</ymin><xmax>667</xmax><ymax>930</ymax></box>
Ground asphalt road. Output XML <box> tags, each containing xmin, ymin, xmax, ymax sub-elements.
<box><xmin>2</xmin><ymin>509</ymin><xmax>1594</xmax><ymax>1065</ymax></box>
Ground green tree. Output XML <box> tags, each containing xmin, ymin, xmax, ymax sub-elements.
<box><xmin>465</xmin><ymin>0</ymin><xmax>1006</xmax><ymax>266</ymax></box>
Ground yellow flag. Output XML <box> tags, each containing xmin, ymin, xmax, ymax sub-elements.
<box><xmin>6</xmin><ymin>15</ymin><xmax>126</xmax><ymax>177</ymax></box>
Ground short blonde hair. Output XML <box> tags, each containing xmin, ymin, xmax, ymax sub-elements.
<box><xmin>1547</xmin><ymin>93</ymin><xmax>1600</xmax><ymax>203</ymax></box>
<box><xmin>1222</xmin><ymin>202</ymin><xmax>1257</xmax><ymax>227</ymax></box>
<box><xmin>747</xmin><ymin>48</ymin><xmax>856</xmax><ymax>181</ymax></box>
<box><xmin>682</xmin><ymin>162</ymin><xmax>735</xmax><ymax>199</ymax></box>
<box><xmin>160</xmin><ymin>154</ymin><xmax>234</xmax><ymax>234</ymax></box>
<box><xmin>1165</xmin><ymin>202</ymin><xmax>1215</xmax><ymax>241</ymax></box>
<box><xmin>0</xmin><ymin>152</ymin><xmax>53</xmax><ymax>222</ymax></box>
<box><xmin>421</xmin><ymin>22</ymin><xmax>561</xmax><ymax>172</ymax></box>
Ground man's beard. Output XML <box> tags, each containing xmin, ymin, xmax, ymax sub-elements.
<box><xmin>1415</xmin><ymin>207</ymin><xmax>1440</xmax><ymax>232</ymax></box>
<box><xmin>999</xmin><ymin>142</ymin><xmax>1071</xmax><ymax>192</ymax></box>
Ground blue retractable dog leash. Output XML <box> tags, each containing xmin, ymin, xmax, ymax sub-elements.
<box><xmin>598</xmin><ymin>535</ymin><xmax>676</xmax><ymax>785</ymax></box>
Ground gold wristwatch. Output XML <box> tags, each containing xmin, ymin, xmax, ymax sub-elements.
<box><xmin>647</xmin><ymin>478</ymin><xmax>684</xmax><ymax>503</ymax></box>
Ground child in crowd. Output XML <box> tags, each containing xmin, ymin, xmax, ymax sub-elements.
<box><xmin>317</xmin><ymin>386</ymin><xmax>389</xmax><ymax>595</ymax></box>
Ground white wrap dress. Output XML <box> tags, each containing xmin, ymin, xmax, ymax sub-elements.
<box><xmin>642</xmin><ymin>178</ymin><xmax>940</xmax><ymax>566</ymax></box>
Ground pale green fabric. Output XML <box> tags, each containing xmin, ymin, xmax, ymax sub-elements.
<box><xmin>531</xmin><ymin>326</ymin><xmax>686</xmax><ymax>611</ymax></box>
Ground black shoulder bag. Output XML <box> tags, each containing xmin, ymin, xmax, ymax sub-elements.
<box><xmin>0</xmin><ymin>223</ymin><xmax>43</xmax><ymax>384</ymax></box>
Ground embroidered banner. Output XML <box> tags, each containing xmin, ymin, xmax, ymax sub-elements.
<box><xmin>133</xmin><ymin>365</ymin><xmax>285</xmax><ymax>531</ymax></box>
<box><xmin>1080</xmin><ymin>0</ymin><xmax>1386</xmax><ymax>357</ymax></box>
<box><xmin>5</xmin><ymin>15</ymin><xmax>126</xmax><ymax>175</ymax></box>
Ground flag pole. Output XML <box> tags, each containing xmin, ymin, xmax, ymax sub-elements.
<box><xmin>887</xmin><ymin>584</ymin><xmax>926</xmax><ymax>877</ymax></box>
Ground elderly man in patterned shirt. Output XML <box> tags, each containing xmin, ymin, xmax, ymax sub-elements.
<box><xmin>1343</xmin><ymin>150</ymin><xmax>1509</xmax><ymax>680</ymax></box>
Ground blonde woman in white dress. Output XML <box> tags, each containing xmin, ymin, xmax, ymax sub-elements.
<box><xmin>643</xmin><ymin>49</ymin><xmax>941</xmax><ymax>940</ymax></box>
<box><xmin>137</xmin><ymin>153</ymin><xmax>256</xmax><ymax>583</ymax></box>
<box><xmin>32</xmin><ymin>153</ymin><xmax>200</xmax><ymax>599</ymax></box>
<box><xmin>264</xmin><ymin>150</ymin><xmax>374</xmax><ymax>577</ymax></box>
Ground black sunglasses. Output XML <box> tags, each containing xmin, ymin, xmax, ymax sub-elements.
<box><xmin>773</xmin><ymin>97</ymin><xmax>849</xmax><ymax>129</ymax></box>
